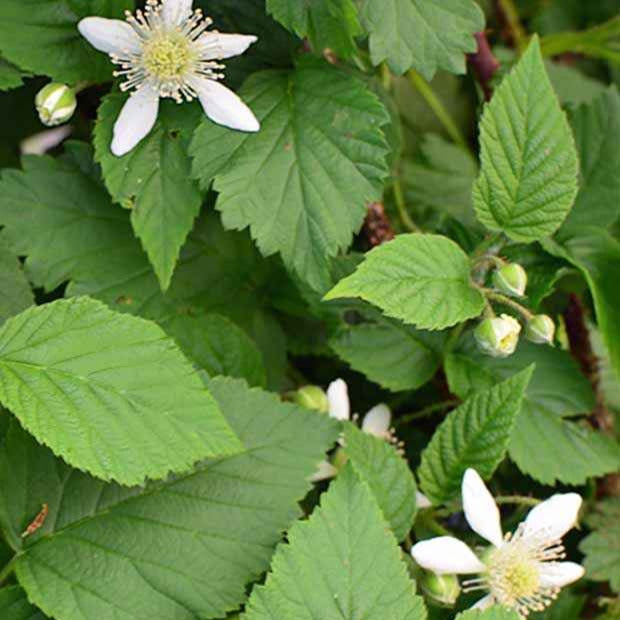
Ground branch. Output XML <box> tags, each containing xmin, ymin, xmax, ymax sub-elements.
<box><xmin>467</xmin><ymin>31</ymin><xmax>501</xmax><ymax>101</ymax></box>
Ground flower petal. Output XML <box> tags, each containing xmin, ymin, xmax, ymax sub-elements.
<box><xmin>161</xmin><ymin>0</ymin><xmax>193</xmax><ymax>26</ymax></box>
<box><xmin>538</xmin><ymin>562</ymin><xmax>585</xmax><ymax>588</ymax></box>
<box><xmin>111</xmin><ymin>87</ymin><xmax>159</xmax><ymax>157</ymax></box>
<box><xmin>196</xmin><ymin>33</ymin><xmax>258</xmax><ymax>60</ymax></box>
<box><xmin>78</xmin><ymin>17</ymin><xmax>141</xmax><ymax>55</ymax></box>
<box><xmin>411</xmin><ymin>537</ymin><xmax>486</xmax><ymax>575</ymax></box>
<box><xmin>189</xmin><ymin>78</ymin><xmax>260</xmax><ymax>132</ymax></box>
<box><xmin>361</xmin><ymin>404</ymin><xmax>391</xmax><ymax>437</ymax></box>
<box><xmin>309</xmin><ymin>460</ymin><xmax>338</xmax><ymax>482</ymax></box>
<box><xmin>21</xmin><ymin>126</ymin><xmax>72</xmax><ymax>156</ymax></box>
<box><xmin>470</xmin><ymin>594</ymin><xmax>495</xmax><ymax>610</ymax></box>
<box><xmin>416</xmin><ymin>491</ymin><xmax>432</xmax><ymax>509</ymax></box>
<box><xmin>462</xmin><ymin>468</ymin><xmax>504</xmax><ymax>548</ymax></box>
<box><xmin>326</xmin><ymin>379</ymin><xmax>350</xmax><ymax>421</ymax></box>
<box><xmin>523</xmin><ymin>493</ymin><xmax>582</xmax><ymax>541</ymax></box>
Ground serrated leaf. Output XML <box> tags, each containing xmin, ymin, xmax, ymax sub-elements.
<box><xmin>418</xmin><ymin>367</ymin><xmax>533</xmax><ymax>504</ymax></box>
<box><xmin>0</xmin><ymin>0</ymin><xmax>132</xmax><ymax>84</ymax></box>
<box><xmin>330</xmin><ymin>320</ymin><xmax>443</xmax><ymax>392</ymax></box>
<box><xmin>94</xmin><ymin>94</ymin><xmax>204</xmax><ymax>291</ymax></box>
<box><xmin>360</xmin><ymin>0</ymin><xmax>484</xmax><ymax>79</ymax></box>
<box><xmin>325</xmin><ymin>234</ymin><xmax>485</xmax><ymax>330</ymax></box>
<box><xmin>242</xmin><ymin>466</ymin><xmax>427</xmax><ymax>620</ymax></box>
<box><xmin>445</xmin><ymin>341</ymin><xmax>620</xmax><ymax>485</ymax></box>
<box><xmin>0</xmin><ymin>587</ymin><xmax>47</xmax><ymax>620</ymax></box>
<box><xmin>190</xmin><ymin>59</ymin><xmax>390</xmax><ymax>290</ymax></box>
<box><xmin>0</xmin><ymin>297</ymin><xmax>241</xmax><ymax>484</ymax></box>
<box><xmin>559</xmin><ymin>87</ymin><xmax>620</xmax><ymax>236</ymax></box>
<box><xmin>0</xmin><ymin>379</ymin><xmax>339</xmax><ymax>620</ymax></box>
<box><xmin>473</xmin><ymin>36</ymin><xmax>578</xmax><ymax>241</ymax></box>
<box><xmin>266</xmin><ymin>0</ymin><xmax>362</xmax><ymax>58</ymax></box>
<box><xmin>0</xmin><ymin>59</ymin><xmax>24</xmax><ymax>92</ymax></box>
<box><xmin>165</xmin><ymin>313</ymin><xmax>266</xmax><ymax>387</ymax></box>
<box><xmin>0</xmin><ymin>237</ymin><xmax>34</xmax><ymax>324</ymax></box>
<box><xmin>456</xmin><ymin>607</ymin><xmax>520</xmax><ymax>620</ymax></box>
<box><xmin>343</xmin><ymin>423</ymin><xmax>417</xmax><ymax>541</ymax></box>
<box><xmin>580</xmin><ymin>499</ymin><xmax>620</xmax><ymax>593</ymax></box>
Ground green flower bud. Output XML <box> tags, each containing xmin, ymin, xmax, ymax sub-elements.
<box><xmin>525</xmin><ymin>314</ymin><xmax>555</xmax><ymax>345</ymax></box>
<box><xmin>35</xmin><ymin>83</ymin><xmax>77</xmax><ymax>127</ymax></box>
<box><xmin>420</xmin><ymin>571</ymin><xmax>461</xmax><ymax>607</ymax></box>
<box><xmin>492</xmin><ymin>263</ymin><xmax>527</xmax><ymax>297</ymax></box>
<box><xmin>292</xmin><ymin>385</ymin><xmax>329</xmax><ymax>413</ymax></box>
<box><xmin>474</xmin><ymin>314</ymin><xmax>522</xmax><ymax>358</ymax></box>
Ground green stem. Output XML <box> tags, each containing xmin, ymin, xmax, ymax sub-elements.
<box><xmin>407</xmin><ymin>69</ymin><xmax>469</xmax><ymax>152</ymax></box>
<box><xmin>72</xmin><ymin>81</ymin><xmax>91</xmax><ymax>94</ymax></box>
<box><xmin>485</xmin><ymin>291</ymin><xmax>534</xmax><ymax>321</ymax></box>
<box><xmin>497</xmin><ymin>0</ymin><xmax>528</xmax><ymax>52</ymax></box>
<box><xmin>494</xmin><ymin>495</ymin><xmax>541</xmax><ymax>507</ymax></box>
<box><xmin>393</xmin><ymin>177</ymin><xmax>421</xmax><ymax>233</ymax></box>
<box><xmin>396</xmin><ymin>400</ymin><xmax>459</xmax><ymax>426</ymax></box>
<box><xmin>0</xmin><ymin>555</ymin><xmax>18</xmax><ymax>586</ymax></box>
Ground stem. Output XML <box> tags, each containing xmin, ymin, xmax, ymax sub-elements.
<box><xmin>494</xmin><ymin>495</ymin><xmax>541</xmax><ymax>507</ymax></box>
<box><xmin>396</xmin><ymin>400</ymin><xmax>459</xmax><ymax>426</ymax></box>
<box><xmin>407</xmin><ymin>69</ymin><xmax>469</xmax><ymax>152</ymax></box>
<box><xmin>0</xmin><ymin>555</ymin><xmax>18</xmax><ymax>586</ymax></box>
<box><xmin>497</xmin><ymin>0</ymin><xmax>528</xmax><ymax>52</ymax></box>
<box><xmin>485</xmin><ymin>291</ymin><xmax>534</xmax><ymax>321</ymax></box>
<box><xmin>72</xmin><ymin>81</ymin><xmax>91</xmax><ymax>94</ymax></box>
<box><xmin>393</xmin><ymin>177</ymin><xmax>421</xmax><ymax>233</ymax></box>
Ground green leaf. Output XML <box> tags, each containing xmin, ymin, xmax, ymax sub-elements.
<box><xmin>359</xmin><ymin>0</ymin><xmax>484</xmax><ymax>79</ymax></box>
<box><xmin>559</xmin><ymin>88</ymin><xmax>620</xmax><ymax>236</ymax></box>
<box><xmin>190</xmin><ymin>59</ymin><xmax>390</xmax><ymax>290</ymax></box>
<box><xmin>165</xmin><ymin>313</ymin><xmax>266</xmax><ymax>387</ymax></box>
<box><xmin>266</xmin><ymin>0</ymin><xmax>362</xmax><ymax>58</ymax></box>
<box><xmin>330</xmin><ymin>320</ymin><xmax>443</xmax><ymax>392</ymax></box>
<box><xmin>0</xmin><ymin>380</ymin><xmax>338</xmax><ymax>620</ymax></box>
<box><xmin>473</xmin><ymin>36</ymin><xmax>579</xmax><ymax>242</ymax></box>
<box><xmin>325</xmin><ymin>234</ymin><xmax>485</xmax><ymax>330</ymax></box>
<box><xmin>0</xmin><ymin>0</ymin><xmax>132</xmax><ymax>84</ymax></box>
<box><xmin>0</xmin><ymin>237</ymin><xmax>34</xmax><ymax>325</ymax></box>
<box><xmin>0</xmin><ymin>297</ymin><xmax>241</xmax><ymax>484</ymax></box>
<box><xmin>0</xmin><ymin>59</ymin><xmax>24</xmax><ymax>92</ymax></box>
<box><xmin>531</xmin><ymin>591</ymin><xmax>585</xmax><ymax>620</ymax></box>
<box><xmin>418</xmin><ymin>366</ymin><xmax>533</xmax><ymax>505</ymax></box>
<box><xmin>94</xmin><ymin>95</ymin><xmax>204</xmax><ymax>291</ymax></box>
<box><xmin>242</xmin><ymin>466</ymin><xmax>427</xmax><ymax>620</ymax></box>
<box><xmin>343</xmin><ymin>424</ymin><xmax>417</xmax><ymax>541</ymax></box>
<box><xmin>445</xmin><ymin>341</ymin><xmax>620</xmax><ymax>485</ymax></box>
<box><xmin>456</xmin><ymin>607</ymin><xmax>520</xmax><ymax>620</ymax></box>
<box><xmin>580</xmin><ymin>499</ymin><xmax>620</xmax><ymax>593</ymax></box>
<box><xmin>0</xmin><ymin>587</ymin><xmax>47</xmax><ymax>620</ymax></box>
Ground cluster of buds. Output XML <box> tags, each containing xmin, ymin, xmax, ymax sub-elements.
<box><xmin>35</xmin><ymin>83</ymin><xmax>77</xmax><ymax>127</ymax></box>
<box><xmin>474</xmin><ymin>262</ymin><xmax>556</xmax><ymax>358</ymax></box>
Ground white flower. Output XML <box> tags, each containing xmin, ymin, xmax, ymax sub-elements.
<box><xmin>411</xmin><ymin>469</ymin><xmax>584</xmax><ymax>617</ymax></box>
<box><xmin>78</xmin><ymin>0</ymin><xmax>259</xmax><ymax>156</ymax></box>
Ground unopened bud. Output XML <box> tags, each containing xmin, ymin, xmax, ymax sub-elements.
<box><xmin>35</xmin><ymin>83</ymin><xmax>77</xmax><ymax>127</ymax></box>
<box><xmin>474</xmin><ymin>314</ymin><xmax>521</xmax><ymax>358</ymax></box>
<box><xmin>293</xmin><ymin>385</ymin><xmax>329</xmax><ymax>413</ymax></box>
<box><xmin>420</xmin><ymin>571</ymin><xmax>461</xmax><ymax>607</ymax></box>
<box><xmin>493</xmin><ymin>263</ymin><xmax>527</xmax><ymax>297</ymax></box>
<box><xmin>525</xmin><ymin>314</ymin><xmax>555</xmax><ymax>345</ymax></box>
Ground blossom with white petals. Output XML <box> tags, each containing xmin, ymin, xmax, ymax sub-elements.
<box><xmin>411</xmin><ymin>468</ymin><xmax>584</xmax><ymax>617</ymax></box>
<box><xmin>78</xmin><ymin>0</ymin><xmax>259</xmax><ymax>156</ymax></box>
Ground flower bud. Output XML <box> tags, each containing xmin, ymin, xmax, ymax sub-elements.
<box><xmin>525</xmin><ymin>314</ymin><xmax>555</xmax><ymax>345</ymax></box>
<box><xmin>492</xmin><ymin>263</ymin><xmax>527</xmax><ymax>297</ymax></box>
<box><xmin>474</xmin><ymin>314</ymin><xmax>522</xmax><ymax>358</ymax></box>
<box><xmin>292</xmin><ymin>385</ymin><xmax>329</xmax><ymax>413</ymax></box>
<box><xmin>419</xmin><ymin>571</ymin><xmax>461</xmax><ymax>607</ymax></box>
<box><xmin>35</xmin><ymin>83</ymin><xmax>77</xmax><ymax>127</ymax></box>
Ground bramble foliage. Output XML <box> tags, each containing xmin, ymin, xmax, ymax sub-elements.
<box><xmin>0</xmin><ymin>0</ymin><xmax>619</xmax><ymax>619</ymax></box>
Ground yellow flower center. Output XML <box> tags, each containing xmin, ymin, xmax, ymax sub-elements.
<box><xmin>490</xmin><ymin>547</ymin><xmax>540</xmax><ymax>602</ymax></box>
<box><xmin>142</xmin><ymin>33</ymin><xmax>193</xmax><ymax>81</ymax></box>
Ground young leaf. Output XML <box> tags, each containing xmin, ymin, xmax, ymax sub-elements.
<box><xmin>559</xmin><ymin>87</ymin><xmax>620</xmax><ymax>236</ymax></box>
<box><xmin>242</xmin><ymin>467</ymin><xmax>427</xmax><ymax>620</ymax></box>
<box><xmin>190</xmin><ymin>59</ymin><xmax>390</xmax><ymax>291</ymax></box>
<box><xmin>0</xmin><ymin>380</ymin><xmax>339</xmax><ymax>620</ymax></box>
<box><xmin>0</xmin><ymin>238</ymin><xmax>34</xmax><ymax>325</ymax></box>
<box><xmin>94</xmin><ymin>95</ymin><xmax>204</xmax><ymax>291</ymax></box>
<box><xmin>343</xmin><ymin>423</ymin><xmax>418</xmax><ymax>541</ymax></box>
<box><xmin>325</xmin><ymin>234</ymin><xmax>485</xmax><ymax>330</ymax></box>
<box><xmin>0</xmin><ymin>297</ymin><xmax>241</xmax><ymax>484</ymax></box>
<box><xmin>266</xmin><ymin>0</ymin><xmax>362</xmax><ymax>58</ymax></box>
<box><xmin>0</xmin><ymin>0</ymin><xmax>131</xmax><ymax>84</ymax></box>
<box><xmin>330</xmin><ymin>321</ymin><xmax>443</xmax><ymax>392</ymax></box>
<box><xmin>418</xmin><ymin>366</ymin><xmax>533</xmax><ymax>504</ymax></box>
<box><xmin>473</xmin><ymin>36</ymin><xmax>579</xmax><ymax>242</ymax></box>
<box><xmin>0</xmin><ymin>586</ymin><xmax>47</xmax><ymax>620</ymax></box>
<box><xmin>360</xmin><ymin>0</ymin><xmax>484</xmax><ymax>79</ymax></box>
